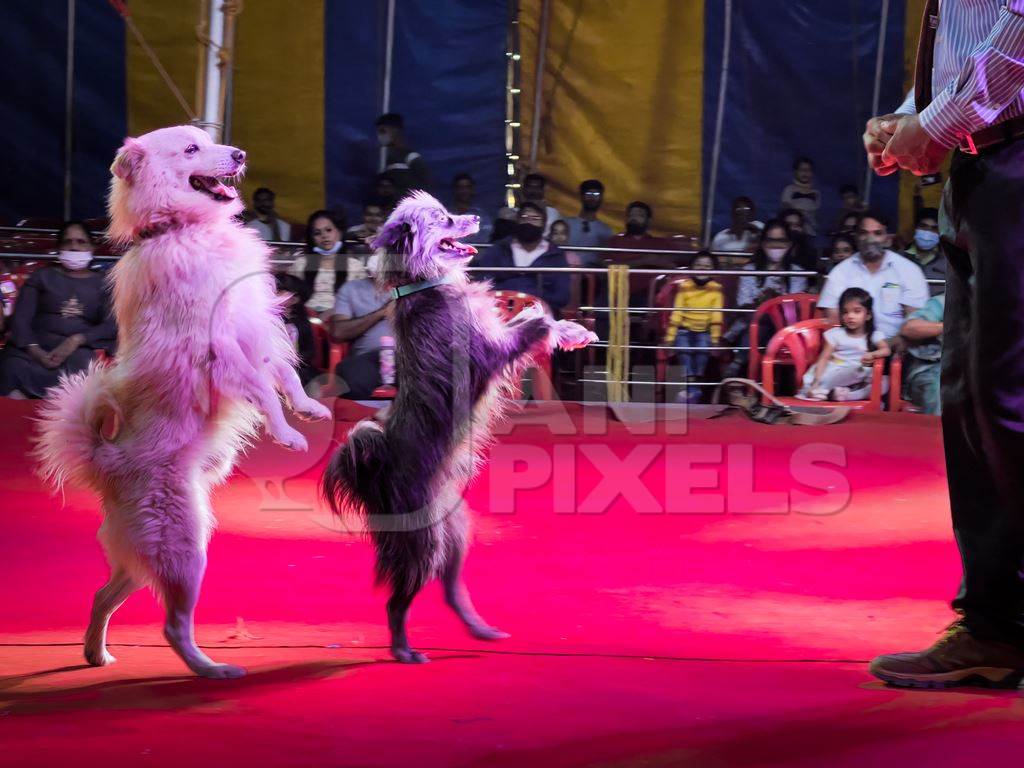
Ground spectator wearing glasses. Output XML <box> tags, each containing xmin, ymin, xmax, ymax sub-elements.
<box><xmin>710</xmin><ymin>196</ymin><xmax>764</xmax><ymax>252</ymax></box>
<box><xmin>471</xmin><ymin>202</ymin><xmax>570</xmax><ymax>315</ymax></box>
<box><xmin>564</xmin><ymin>179</ymin><xmax>613</xmax><ymax>265</ymax></box>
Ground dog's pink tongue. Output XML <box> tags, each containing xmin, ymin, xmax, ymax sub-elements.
<box><xmin>212</xmin><ymin>180</ymin><xmax>238</xmax><ymax>199</ymax></box>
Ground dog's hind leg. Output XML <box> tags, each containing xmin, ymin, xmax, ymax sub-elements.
<box><xmin>84</xmin><ymin>568</ymin><xmax>139</xmax><ymax>666</ymax></box>
<box><xmin>442</xmin><ymin>507</ymin><xmax>510</xmax><ymax>641</ymax></box>
<box><xmin>159</xmin><ymin>550</ymin><xmax>246</xmax><ymax>679</ymax></box>
<box><xmin>387</xmin><ymin>585</ymin><xmax>430</xmax><ymax>664</ymax></box>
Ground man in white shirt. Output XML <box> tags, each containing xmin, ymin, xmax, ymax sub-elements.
<box><xmin>818</xmin><ymin>211</ymin><xmax>929</xmax><ymax>340</ymax></box>
<box><xmin>710</xmin><ymin>196</ymin><xmax>763</xmax><ymax>252</ymax></box>
<box><xmin>244</xmin><ymin>187</ymin><xmax>292</xmax><ymax>242</ymax></box>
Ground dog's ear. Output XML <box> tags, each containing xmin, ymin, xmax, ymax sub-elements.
<box><xmin>371</xmin><ymin>220</ymin><xmax>413</xmax><ymax>252</ymax></box>
<box><xmin>111</xmin><ymin>138</ymin><xmax>145</xmax><ymax>184</ymax></box>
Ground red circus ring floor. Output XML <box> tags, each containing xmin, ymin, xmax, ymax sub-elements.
<box><xmin>1</xmin><ymin>398</ymin><xmax>1020</xmax><ymax>767</ymax></box>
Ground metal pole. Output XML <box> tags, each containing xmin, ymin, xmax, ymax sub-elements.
<box><xmin>199</xmin><ymin>0</ymin><xmax>226</xmax><ymax>140</ymax></box>
<box><xmin>528</xmin><ymin>0</ymin><xmax>550</xmax><ymax>169</ymax></box>
<box><xmin>863</xmin><ymin>0</ymin><xmax>890</xmax><ymax>205</ymax></box>
<box><xmin>379</xmin><ymin>0</ymin><xmax>397</xmax><ymax>172</ymax></box>
<box><xmin>702</xmin><ymin>0</ymin><xmax>733</xmax><ymax>247</ymax></box>
<box><xmin>63</xmin><ymin>0</ymin><xmax>76</xmax><ymax>220</ymax></box>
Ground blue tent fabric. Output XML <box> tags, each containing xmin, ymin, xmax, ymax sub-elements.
<box><xmin>324</xmin><ymin>0</ymin><xmax>508</xmax><ymax>224</ymax></box>
<box><xmin>0</xmin><ymin>1</ymin><xmax>125</xmax><ymax>223</ymax></box>
<box><xmin>702</xmin><ymin>1</ymin><xmax>907</xmax><ymax>242</ymax></box>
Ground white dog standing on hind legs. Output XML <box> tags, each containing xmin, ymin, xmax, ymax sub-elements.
<box><xmin>34</xmin><ymin>125</ymin><xmax>330</xmax><ymax>679</ymax></box>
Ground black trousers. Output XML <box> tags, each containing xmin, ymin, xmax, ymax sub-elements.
<box><xmin>941</xmin><ymin>141</ymin><xmax>1024</xmax><ymax>643</ymax></box>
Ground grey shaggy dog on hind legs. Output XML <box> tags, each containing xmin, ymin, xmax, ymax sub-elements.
<box><xmin>322</xmin><ymin>191</ymin><xmax>596</xmax><ymax>663</ymax></box>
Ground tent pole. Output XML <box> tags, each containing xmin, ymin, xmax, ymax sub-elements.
<box><xmin>63</xmin><ymin>0</ymin><xmax>76</xmax><ymax>219</ymax></box>
<box><xmin>379</xmin><ymin>0</ymin><xmax>397</xmax><ymax>172</ymax></box>
<box><xmin>528</xmin><ymin>0</ymin><xmax>550</xmax><ymax>170</ymax></box>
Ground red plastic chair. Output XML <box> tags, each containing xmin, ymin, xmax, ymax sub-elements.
<box><xmin>491</xmin><ymin>290</ymin><xmax>554</xmax><ymax>400</ymax></box>
<box><xmin>760</xmin><ymin>318</ymin><xmax>902</xmax><ymax>413</ymax></box>
<box><xmin>747</xmin><ymin>293</ymin><xmax>819</xmax><ymax>380</ymax></box>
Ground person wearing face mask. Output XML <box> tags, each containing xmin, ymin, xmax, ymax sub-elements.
<box><xmin>375</xmin><ymin>113</ymin><xmax>431</xmax><ymax>198</ymax></box>
<box><xmin>818</xmin><ymin>211</ymin><xmax>929</xmax><ymax>343</ymax></box>
<box><xmin>720</xmin><ymin>221</ymin><xmax>812</xmax><ymax>378</ymax></box>
<box><xmin>289</xmin><ymin>209</ymin><xmax>366</xmax><ymax>317</ymax></box>
<box><xmin>469</xmin><ymin>202</ymin><xmax>570</xmax><ymax>315</ymax></box>
<box><xmin>664</xmin><ymin>251</ymin><xmax>724</xmax><ymax>403</ymax></box>
<box><xmin>904</xmin><ymin>208</ymin><xmax>946</xmax><ymax>296</ymax></box>
<box><xmin>0</xmin><ymin>221</ymin><xmax>116</xmax><ymax>399</ymax></box>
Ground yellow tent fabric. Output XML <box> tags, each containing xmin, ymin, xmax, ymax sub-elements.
<box><xmin>124</xmin><ymin>1</ymin><xmax>324</xmax><ymax>224</ymax></box>
<box><xmin>519</xmin><ymin>0</ymin><xmax>704</xmax><ymax>236</ymax></box>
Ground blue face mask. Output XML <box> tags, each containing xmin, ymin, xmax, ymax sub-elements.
<box><xmin>914</xmin><ymin>229</ymin><xmax>940</xmax><ymax>251</ymax></box>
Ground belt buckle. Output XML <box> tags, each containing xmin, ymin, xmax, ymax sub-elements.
<box><xmin>959</xmin><ymin>133</ymin><xmax>979</xmax><ymax>155</ymax></box>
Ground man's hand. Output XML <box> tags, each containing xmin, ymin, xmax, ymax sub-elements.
<box><xmin>27</xmin><ymin>345</ymin><xmax>56</xmax><ymax>369</ymax></box>
<box><xmin>864</xmin><ymin>113</ymin><xmax>904</xmax><ymax>176</ymax></box>
<box><xmin>48</xmin><ymin>333</ymin><xmax>85</xmax><ymax>368</ymax></box>
<box><xmin>881</xmin><ymin>115</ymin><xmax>949</xmax><ymax>176</ymax></box>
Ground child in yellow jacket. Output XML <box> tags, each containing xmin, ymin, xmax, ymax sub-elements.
<box><xmin>664</xmin><ymin>252</ymin><xmax>724</xmax><ymax>399</ymax></box>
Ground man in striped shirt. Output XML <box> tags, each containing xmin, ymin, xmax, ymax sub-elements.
<box><xmin>865</xmin><ymin>1</ymin><xmax>1024</xmax><ymax>689</ymax></box>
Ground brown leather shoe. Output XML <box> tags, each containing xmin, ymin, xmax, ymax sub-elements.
<box><xmin>870</xmin><ymin>622</ymin><xmax>1024</xmax><ymax>689</ymax></box>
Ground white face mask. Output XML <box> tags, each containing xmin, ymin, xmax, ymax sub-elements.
<box><xmin>313</xmin><ymin>241</ymin><xmax>342</xmax><ymax>256</ymax></box>
<box><xmin>365</xmin><ymin>253</ymin><xmax>381</xmax><ymax>276</ymax></box>
<box><xmin>765</xmin><ymin>247</ymin><xmax>788</xmax><ymax>263</ymax></box>
<box><xmin>58</xmin><ymin>250</ymin><xmax>92</xmax><ymax>270</ymax></box>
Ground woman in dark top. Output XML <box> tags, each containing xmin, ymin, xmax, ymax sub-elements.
<box><xmin>0</xmin><ymin>221</ymin><xmax>117</xmax><ymax>398</ymax></box>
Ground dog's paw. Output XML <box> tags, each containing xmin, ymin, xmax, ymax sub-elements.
<box><xmin>468</xmin><ymin>624</ymin><xmax>511</xmax><ymax>641</ymax></box>
<box><xmin>272</xmin><ymin>425</ymin><xmax>308</xmax><ymax>452</ymax></box>
<box><xmin>295</xmin><ymin>399</ymin><xmax>332</xmax><ymax>422</ymax></box>
<box><xmin>554</xmin><ymin>320</ymin><xmax>599</xmax><ymax>350</ymax></box>
<box><xmin>84</xmin><ymin>647</ymin><xmax>117</xmax><ymax>667</ymax></box>
<box><xmin>391</xmin><ymin>646</ymin><xmax>430</xmax><ymax>664</ymax></box>
<box><xmin>194</xmin><ymin>662</ymin><xmax>247</xmax><ymax>679</ymax></box>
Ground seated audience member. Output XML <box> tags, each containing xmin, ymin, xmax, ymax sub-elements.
<box><xmin>710</xmin><ymin>196</ymin><xmax>763</xmax><ymax>252</ymax></box>
<box><xmin>289</xmin><ymin>209</ymin><xmax>366</xmax><ymax>316</ymax></box>
<box><xmin>375</xmin><ymin>113</ymin><xmax>430</xmax><ymax>197</ymax></box>
<box><xmin>904</xmin><ymin>207</ymin><xmax>946</xmax><ymax>296</ymax></box>
<box><xmin>901</xmin><ymin>293</ymin><xmax>944</xmax><ymax>414</ymax></box>
<box><xmin>450</xmin><ymin>173</ymin><xmax>493</xmax><ymax>243</ymax></box>
<box><xmin>607</xmin><ymin>201</ymin><xmax>688</xmax><ymax>301</ymax></box>
<box><xmin>835</xmin><ymin>211</ymin><xmax>861</xmax><ymax>237</ymax></box>
<box><xmin>780</xmin><ymin>157</ymin><xmax>821</xmax><ymax>236</ymax></box>
<box><xmin>491</xmin><ymin>206</ymin><xmax>518</xmax><ymax>242</ymax></box>
<box><xmin>735</xmin><ymin>219</ymin><xmax>810</xmax><ymax>307</ymax></box>
<box><xmin>244</xmin><ymin>187</ymin><xmax>292</xmax><ymax>242</ymax></box>
<box><xmin>778</xmin><ymin>208</ymin><xmax>819</xmax><ymax>269</ymax></box>
<box><xmin>345</xmin><ymin>198</ymin><xmax>388</xmax><ymax>255</ymax></box>
<box><xmin>564</xmin><ymin>179</ymin><xmax>613</xmax><ymax>263</ymax></box>
<box><xmin>721</xmin><ymin>220</ymin><xmax>810</xmax><ymax>376</ymax></box>
<box><xmin>828</xmin><ymin>233</ymin><xmax>857</xmax><ymax>270</ymax></box>
<box><xmin>520</xmin><ymin>173</ymin><xmax>562</xmax><ymax>235</ymax></box>
<box><xmin>0</xmin><ymin>221</ymin><xmax>116</xmax><ymax>399</ymax></box>
<box><xmin>835</xmin><ymin>184</ymin><xmax>868</xmax><ymax>230</ymax></box>
<box><xmin>818</xmin><ymin>211</ymin><xmax>929</xmax><ymax>342</ymax></box>
<box><xmin>374</xmin><ymin>172</ymin><xmax>399</xmax><ymax>213</ymax></box>
<box><xmin>549</xmin><ymin>220</ymin><xmax>571</xmax><ymax>249</ymax></box>
<box><xmin>275</xmin><ymin>273</ymin><xmax>318</xmax><ymax>386</ymax></box>
<box><xmin>471</xmin><ymin>202</ymin><xmax>570</xmax><ymax>315</ymax></box>
<box><xmin>664</xmin><ymin>251</ymin><xmax>724</xmax><ymax>402</ymax></box>
<box><xmin>330</xmin><ymin>269</ymin><xmax>394</xmax><ymax>400</ymax></box>
<box><xmin>797</xmin><ymin>287</ymin><xmax>890</xmax><ymax>402</ymax></box>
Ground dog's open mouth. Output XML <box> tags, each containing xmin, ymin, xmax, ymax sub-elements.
<box><xmin>439</xmin><ymin>238</ymin><xmax>477</xmax><ymax>257</ymax></box>
<box><xmin>189</xmin><ymin>174</ymin><xmax>240</xmax><ymax>202</ymax></box>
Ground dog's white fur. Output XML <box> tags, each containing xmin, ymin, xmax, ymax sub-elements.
<box><xmin>34</xmin><ymin>125</ymin><xmax>330</xmax><ymax>678</ymax></box>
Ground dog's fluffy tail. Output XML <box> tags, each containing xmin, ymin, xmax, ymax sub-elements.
<box><xmin>33</xmin><ymin>362</ymin><xmax>121</xmax><ymax>492</ymax></box>
<box><xmin>321</xmin><ymin>419</ymin><xmax>388</xmax><ymax>519</ymax></box>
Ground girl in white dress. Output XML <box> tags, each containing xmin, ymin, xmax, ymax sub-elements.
<box><xmin>799</xmin><ymin>287</ymin><xmax>890</xmax><ymax>401</ymax></box>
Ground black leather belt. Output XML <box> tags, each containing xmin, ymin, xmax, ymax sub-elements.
<box><xmin>960</xmin><ymin>114</ymin><xmax>1024</xmax><ymax>154</ymax></box>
